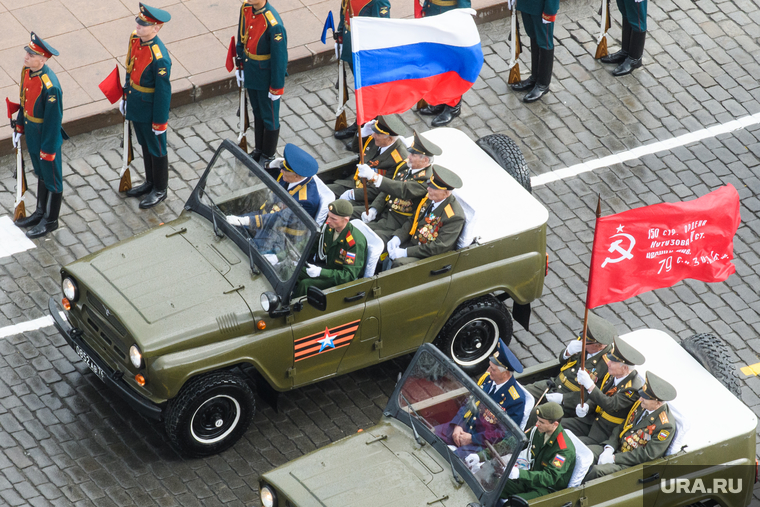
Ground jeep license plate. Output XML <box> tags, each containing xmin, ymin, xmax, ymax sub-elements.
<box><xmin>75</xmin><ymin>345</ymin><xmax>106</xmax><ymax>381</ymax></box>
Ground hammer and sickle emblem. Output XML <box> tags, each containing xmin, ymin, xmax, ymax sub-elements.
<box><xmin>601</xmin><ymin>232</ymin><xmax>636</xmax><ymax>268</ymax></box>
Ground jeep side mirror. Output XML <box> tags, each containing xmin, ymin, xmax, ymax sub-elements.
<box><xmin>306</xmin><ymin>286</ymin><xmax>327</xmax><ymax>311</ymax></box>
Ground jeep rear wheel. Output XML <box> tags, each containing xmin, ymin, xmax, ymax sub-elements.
<box><xmin>165</xmin><ymin>372</ymin><xmax>255</xmax><ymax>457</ymax></box>
<box><xmin>476</xmin><ymin>134</ymin><xmax>531</xmax><ymax>193</ymax></box>
<box><xmin>681</xmin><ymin>333</ymin><xmax>741</xmax><ymax>398</ymax></box>
<box><xmin>435</xmin><ymin>296</ymin><xmax>513</xmax><ymax>375</ymax></box>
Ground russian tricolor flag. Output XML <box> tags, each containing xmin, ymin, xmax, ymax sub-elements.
<box><xmin>352</xmin><ymin>9</ymin><xmax>483</xmax><ymax>125</ymax></box>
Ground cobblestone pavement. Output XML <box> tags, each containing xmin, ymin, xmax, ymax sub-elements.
<box><xmin>1</xmin><ymin>0</ymin><xmax>760</xmax><ymax>504</ymax></box>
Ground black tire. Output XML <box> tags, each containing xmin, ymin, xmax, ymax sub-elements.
<box><xmin>681</xmin><ymin>333</ymin><xmax>741</xmax><ymax>398</ymax></box>
<box><xmin>165</xmin><ymin>371</ymin><xmax>255</xmax><ymax>457</ymax></box>
<box><xmin>476</xmin><ymin>134</ymin><xmax>531</xmax><ymax>193</ymax></box>
<box><xmin>435</xmin><ymin>296</ymin><xmax>513</xmax><ymax>375</ymax></box>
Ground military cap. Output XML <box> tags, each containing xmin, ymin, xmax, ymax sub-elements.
<box><xmin>536</xmin><ymin>402</ymin><xmax>563</xmax><ymax>422</ymax></box>
<box><xmin>585</xmin><ymin>311</ymin><xmax>617</xmax><ymax>346</ymax></box>
<box><xmin>25</xmin><ymin>32</ymin><xmax>59</xmax><ymax>58</ymax></box>
<box><xmin>489</xmin><ymin>338</ymin><xmax>523</xmax><ymax>373</ymax></box>
<box><xmin>638</xmin><ymin>371</ymin><xmax>677</xmax><ymax>402</ymax></box>
<box><xmin>282</xmin><ymin>144</ymin><xmax>318</xmax><ymax>177</ymax></box>
<box><xmin>372</xmin><ymin>115</ymin><xmax>407</xmax><ymax>137</ymax></box>
<box><xmin>409</xmin><ymin>130</ymin><xmax>442</xmax><ymax>157</ymax></box>
<box><xmin>607</xmin><ymin>336</ymin><xmax>645</xmax><ymax>366</ymax></box>
<box><xmin>428</xmin><ymin>165</ymin><xmax>462</xmax><ymax>191</ymax></box>
<box><xmin>328</xmin><ymin>199</ymin><xmax>353</xmax><ymax>218</ymax></box>
<box><xmin>136</xmin><ymin>3</ymin><xmax>172</xmax><ymax>25</ymax></box>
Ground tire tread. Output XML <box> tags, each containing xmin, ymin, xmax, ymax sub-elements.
<box><xmin>681</xmin><ymin>333</ymin><xmax>741</xmax><ymax>398</ymax></box>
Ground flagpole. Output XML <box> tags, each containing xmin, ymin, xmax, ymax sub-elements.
<box><xmin>349</xmin><ymin>2</ymin><xmax>370</xmax><ymax>214</ymax></box>
<box><xmin>580</xmin><ymin>194</ymin><xmax>602</xmax><ymax>405</ymax></box>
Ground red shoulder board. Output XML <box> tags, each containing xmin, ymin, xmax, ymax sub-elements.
<box><xmin>557</xmin><ymin>432</ymin><xmax>567</xmax><ymax>450</ymax></box>
<box><xmin>346</xmin><ymin>232</ymin><xmax>356</xmax><ymax>247</ymax></box>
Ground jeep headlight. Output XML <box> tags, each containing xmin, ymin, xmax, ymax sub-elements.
<box><xmin>62</xmin><ymin>277</ymin><xmax>78</xmax><ymax>301</ymax></box>
<box><xmin>260</xmin><ymin>292</ymin><xmax>280</xmax><ymax>312</ymax></box>
<box><xmin>129</xmin><ymin>345</ymin><xmax>143</xmax><ymax>369</ymax></box>
<box><xmin>260</xmin><ymin>484</ymin><xmax>276</xmax><ymax>507</ymax></box>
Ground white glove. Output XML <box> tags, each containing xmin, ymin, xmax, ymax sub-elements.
<box><xmin>389</xmin><ymin>247</ymin><xmax>407</xmax><ymax>260</ymax></box>
<box><xmin>575</xmin><ymin>403</ymin><xmax>589</xmax><ymax>418</ymax></box>
<box><xmin>361</xmin><ymin>208</ymin><xmax>377</xmax><ymax>223</ymax></box>
<box><xmin>334</xmin><ymin>42</ymin><xmax>343</xmax><ymax>59</ymax></box>
<box><xmin>264</xmin><ymin>253</ymin><xmax>278</xmax><ymax>265</ymax></box>
<box><xmin>360</xmin><ymin>120</ymin><xmax>376</xmax><ymax>137</ymax></box>
<box><xmin>268</xmin><ymin>92</ymin><xmax>281</xmax><ymax>101</ymax></box>
<box><xmin>119</xmin><ymin>98</ymin><xmax>126</xmax><ymax>116</ymax></box>
<box><xmin>226</xmin><ymin>215</ymin><xmax>251</xmax><ymax>227</ymax></box>
<box><xmin>339</xmin><ymin>189</ymin><xmax>355</xmax><ymax>201</ymax></box>
<box><xmin>509</xmin><ymin>466</ymin><xmax>520</xmax><ymax>480</ymax></box>
<box><xmin>545</xmin><ymin>393</ymin><xmax>563</xmax><ymax>404</ymax></box>
<box><xmin>357</xmin><ymin>164</ymin><xmax>376</xmax><ymax>181</ymax></box>
<box><xmin>419</xmin><ymin>0</ymin><xmax>425</xmax><ymax>6</ymax></box>
<box><xmin>387</xmin><ymin>236</ymin><xmax>401</xmax><ymax>251</ymax></box>
<box><xmin>542</xmin><ymin>17</ymin><xmax>552</xmax><ymax>24</ymax></box>
<box><xmin>465</xmin><ymin>453</ymin><xmax>480</xmax><ymax>469</ymax></box>
<box><xmin>235</xmin><ymin>69</ymin><xmax>245</xmax><ymax>87</ymax></box>
<box><xmin>565</xmin><ymin>340</ymin><xmax>583</xmax><ymax>357</ymax></box>
<box><xmin>305</xmin><ymin>263</ymin><xmax>322</xmax><ymax>278</ymax></box>
<box><xmin>507</xmin><ymin>0</ymin><xmax>515</xmax><ymax>8</ymax></box>
<box><xmin>269</xmin><ymin>157</ymin><xmax>285</xmax><ymax>169</ymax></box>
<box><xmin>153</xmin><ymin>128</ymin><xmax>165</xmax><ymax>136</ymax></box>
<box><xmin>598</xmin><ymin>446</ymin><xmax>615</xmax><ymax>465</ymax></box>
<box><xmin>12</xmin><ymin>132</ymin><xmax>22</xmax><ymax>148</ymax></box>
<box><xmin>577</xmin><ymin>369</ymin><xmax>595</xmax><ymax>390</ymax></box>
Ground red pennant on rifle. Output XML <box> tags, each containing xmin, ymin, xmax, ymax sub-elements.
<box><xmin>98</xmin><ymin>66</ymin><xmax>123</xmax><ymax>104</ymax></box>
<box><xmin>414</xmin><ymin>0</ymin><xmax>423</xmax><ymax>18</ymax></box>
<box><xmin>225</xmin><ymin>36</ymin><xmax>236</xmax><ymax>73</ymax></box>
<box><xmin>6</xmin><ymin>97</ymin><xmax>20</xmax><ymax>119</ymax></box>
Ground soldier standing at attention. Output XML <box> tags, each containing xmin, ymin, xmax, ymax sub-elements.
<box><xmin>510</xmin><ymin>0</ymin><xmax>559</xmax><ymax>103</ymax></box>
<box><xmin>236</xmin><ymin>0</ymin><xmax>287</xmax><ymax>166</ymax></box>
<box><xmin>599</xmin><ymin>0</ymin><xmax>647</xmax><ymax>76</ymax></box>
<box><xmin>12</xmin><ymin>33</ymin><xmax>64</xmax><ymax>239</ymax></box>
<box><xmin>121</xmin><ymin>3</ymin><xmax>172</xmax><ymax>209</ymax></box>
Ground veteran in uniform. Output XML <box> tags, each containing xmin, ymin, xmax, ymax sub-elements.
<box><xmin>386</xmin><ymin>166</ymin><xmax>465</xmax><ymax>267</ymax></box>
<box><xmin>328</xmin><ymin>115</ymin><xmax>409</xmax><ymax>218</ymax></box>
<box><xmin>236</xmin><ymin>0</ymin><xmax>287</xmax><ymax>166</ymax></box>
<box><xmin>295</xmin><ymin>199</ymin><xmax>367</xmax><ymax>297</ymax></box>
<box><xmin>584</xmin><ymin>371</ymin><xmax>676</xmax><ymax>480</ymax></box>
<box><xmin>12</xmin><ymin>33</ymin><xmax>64</xmax><ymax>239</ymax></box>
<box><xmin>358</xmin><ymin>130</ymin><xmax>440</xmax><ymax>243</ymax></box>
<box><xmin>511</xmin><ymin>0</ymin><xmax>559</xmax><ymax>103</ymax></box>
<box><xmin>121</xmin><ymin>3</ymin><xmax>172</xmax><ymax>209</ymax></box>
<box><xmin>599</xmin><ymin>0</ymin><xmax>647</xmax><ymax>76</ymax></box>
<box><xmin>562</xmin><ymin>336</ymin><xmax>644</xmax><ymax>445</ymax></box>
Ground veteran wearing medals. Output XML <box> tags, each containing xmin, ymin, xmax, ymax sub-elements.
<box><xmin>328</xmin><ymin>115</ymin><xmax>409</xmax><ymax>218</ymax></box>
<box><xmin>294</xmin><ymin>199</ymin><xmax>367</xmax><ymax>297</ymax></box>
<box><xmin>358</xmin><ymin>130</ymin><xmax>440</xmax><ymax>243</ymax></box>
<box><xmin>584</xmin><ymin>371</ymin><xmax>677</xmax><ymax>480</ymax></box>
<box><xmin>236</xmin><ymin>0</ymin><xmax>287</xmax><ymax>166</ymax></box>
<box><xmin>12</xmin><ymin>33</ymin><xmax>64</xmax><ymax>239</ymax></box>
<box><xmin>121</xmin><ymin>3</ymin><xmax>172</xmax><ymax>209</ymax></box>
<box><xmin>562</xmin><ymin>336</ymin><xmax>645</xmax><ymax>445</ymax></box>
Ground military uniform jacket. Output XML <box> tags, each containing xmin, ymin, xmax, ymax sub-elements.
<box><xmin>361</xmin><ymin>136</ymin><xmax>408</xmax><ymax>181</ymax></box>
<box><xmin>245</xmin><ymin>176</ymin><xmax>320</xmax><ymax>235</ymax></box>
<box><xmin>125</xmin><ymin>33</ymin><xmax>171</xmax><ymax>129</ymax></box>
<box><xmin>585</xmin><ymin>370</ymin><xmax>643</xmax><ymax>430</ymax></box>
<box><xmin>370</xmin><ymin>164</ymin><xmax>431</xmax><ymax>217</ymax></box>
<box><xmin>237</xmin><ymin>1</ymin><xmax>287</xmax><ymax>94</ymax></box>
<box><xmin>604</xmin><ymin>402</ymin><xmax>675</xmax><ymax>467</ymax></box>
<box><xmin>16</xmin><ymin>65</ymin><xmax>63</xmax><ymax>161</ymax></box>
<box><xmin>516</xmin><ymin>0</ymin><xmax>559</xmax><ymax>18</ymax></box>
<box><xmin>422</xmin><ymin>0</ymin><xmax>471</xmax><ymax>17</ymax></box>
<box><xmin>395</xmin><ymin>194</ymin><xmax>465</xmax><ymax>259</ymax></box>
<box><xmin>554</xmin><ymin>345</ymin><xmax>612</xmax><ymax>409</ymax></box>
<box><xmin>312</xmin><ymin>222</ymin><xmax>367</xmax><ymax>286</ymax></box>
<box><xmin>517</xmin><ymin>425</ymin><xmax>576</xmax><ymax>492</ymax></box>
<box><xmin>338</xmin><ymin>0</ymin><xmax>390</xmax><ymax>61</ymax></box>
<box><xmin>476</xmin><ymin>372</ymin><xmax>526</xmax><ymax>427</ymax></box>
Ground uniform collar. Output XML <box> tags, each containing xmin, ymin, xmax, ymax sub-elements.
<box><xmin>28</xmin><ymin>66</ymin><xmax>45</xmax><ymax>77</ymax></box>
<box><xmin>140</xmin><ymin>37</ymin><xmax>156</xmax><ymax>46</ymax></box>
<box><xmin>253</xmin><ymin>2</ymin><xmax>268</xmax><ymax>14</ymax></box>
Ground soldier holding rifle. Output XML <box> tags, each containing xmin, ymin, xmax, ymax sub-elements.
<box><xmin>510</xmin><ymin>0</ymin><xmax>559</xmax><ymax>103</ymax></box>
<box><xmin>599</xmin><ymin>0</ymin><xmax>648</xmax><ymax>76</ymax></box>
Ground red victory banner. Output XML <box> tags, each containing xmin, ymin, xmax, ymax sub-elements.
<box><xmin>586</xmin><ymin>184</ymin><xmax>741</xmax><ymax>309</ymax></box>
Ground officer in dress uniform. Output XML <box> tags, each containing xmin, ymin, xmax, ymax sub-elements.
<box><xmin>584</xmin><ymin>371</ymin><xmax>676</xmax><ymax>480</ymax></box>
<box><xmin>510</xmin><ymin>0</ymin><xmax>559</xmax><ymax>103</ymax></box>
<box><xmin>333</xmin><ymin>0</ymin><xmax>391</xmax><ymax>140</ymax></box>
<box><xmin>524</xmin><ymin>311</ymin><xmax>616</xmax><ymax>425</ymax></box>
<box><xmin>562</xmin><ymin>335</ymin><xmax>645</xmax><ymax>445</ymax></box>
<box><xmin>236</xmin><ymin>0</ymin><xmax>287</xmax><ymax>166</ymax></box>
<box><xmin>328</xmin><ymin>115</ymin><xmax>409</xmax><ymax>218</ymax></box>
<box><xmin>12</xmin><ymin>33</ymin><xmax>64</xmax><ymax>239</ymax></box>
<box><xmin>387</xmin><ymin>165</ymin><xmax>465</xmax><ymax>267</ymax></box>
<box><xmin>294</xmin><ymin>199</ymin><xmax>367</xmax><ymax>297</ymax></box>
<box><xmin>358</xmin><ymin>130</ymin><xmax>440</xmax><ymax>243</ymax></box>
<box><xmin>121</xmin><ymin>3</ymin><xmax>172</xmax><ymax>209</ymax></box>
<box><xmin>599</xmin><ymin>0</ymin><xmax>647</xmax><ymax>76</ymax></box>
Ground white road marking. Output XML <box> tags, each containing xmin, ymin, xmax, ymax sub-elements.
<box><xmin>0</xmin><ymin>315</ymin><xmax>53</xmax><ymax>340</ymax></box>
<box><xmin>0</xmin><ymin>215</ymin><xmax>36</xmax><ymax>259</ymax></box>
<box><xmin>531</xmin><ymin>111</ymin><xmax>760</xmax><ymax>187</ymax></box>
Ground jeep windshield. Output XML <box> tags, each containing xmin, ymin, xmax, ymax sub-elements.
<box><xmin>186</xmin><ymin>140</ymin><xmax>318</xmax><ymax>300</ymax></box>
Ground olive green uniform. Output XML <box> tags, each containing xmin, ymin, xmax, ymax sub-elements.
<box><xmin>369</xmin><ymin>164</ymin><xmax>432</xmax><ymax>243</ymax></box>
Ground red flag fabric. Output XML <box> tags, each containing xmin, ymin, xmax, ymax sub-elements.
<box><xmin>586</xmin><ymin>184</ymin><xmax>741</xmax><ymax>309</ymax></box>
<box><xmin>414</xmin><ymin>0</ymin><xmax>423</xmax><ymax>18</ymax></box>
<box><xmin>98</xmin><ymin>66</ymin><xmax>123</xmax><ymax>104</ymax></box>
<box><xmin>225</xmin><ymin>36</ymin><xmax>236</xmax><ymax>73</ymax></box>
<box><xmin>6</xmin><ymin>97</ymin><xmax>20</xmax><ymax>119</ymax></box>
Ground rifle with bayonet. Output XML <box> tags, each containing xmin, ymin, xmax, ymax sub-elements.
<box><xmin>237</xmin><ymin>83</ymin><xmax>250</xmax><ymax>152</ymax></box>
<box><xmin>119</xmin><ymin>116</ymin><xmax>134</xmax><ymax>192</ymax></box>
<box><xmin>507</xmin><ymin>3</ymin><xmax>522</xmax><ymax>84</ymax></box>
<box><xmin>9</xmin><ymin>114</ymin><xmax>28</xmax><ymax>221</ymax></box>
<box><xmin>594</xmin><ymin>0</ymin><xmax>611</xmax><ymax>59</ymax></box>
<box><xmin>334</xmin><ymin>22</ymin><xmax>349</xmax><ymax>131</ymax></box>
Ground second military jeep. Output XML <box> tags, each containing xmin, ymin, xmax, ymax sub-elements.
<box><xmin>48</xmin><ymin>128</ymin><xmax>548</xmax><ymax>456</ymax></box>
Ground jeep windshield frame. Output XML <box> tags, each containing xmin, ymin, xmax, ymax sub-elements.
<box><xmin>387</xmin><ymin>344</ymin><xmax>526</xmax><ymax>506</ymax></box>
<box><xmin>186</xmin><ymin>139</ymin><xmax>319</xmax><ymax>303</ymax></box>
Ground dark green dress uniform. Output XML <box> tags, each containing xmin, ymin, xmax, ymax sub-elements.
<box><xmin>512</xmin><ymin>0</ymin><xmax>559</xmax><ymax>102</ymax></box>
<box><xmin>600</xmin><ymin>0</ymin><xmax>648</xmax><ymax>76</ymax></box>
<box><xmin>337</xmin><ymin>0</ymin><xmax>390</xmax><ymax>66</ymax></box>
<box><xmin>421</xmin><ymin>0</ymin><xmax>471</xmax><ymax>17</ymax></box>
<box><xmin>237</xmin><ymin>0</ymin><xmax>287</xmax><ymax>163</ymax></box>
<box><xmin>295</xmin><ymin>222</ymin><xmax>367</xmax><ymax>297</ymax></box>
<box><xmin>369</xmin><ymin>164</ymin><xmax>432</xmax><ymax>243</ymax></box>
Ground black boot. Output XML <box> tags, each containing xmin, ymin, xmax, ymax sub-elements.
<box><xmin>15</xmin><ymin>180</ymin><xmax>48</xmax><ymax>228</ymax></box>
<box><xmin>251</xmin><ymin>117</ymin><xmax>265</xmax><ymax>162</ymax></box>
<box><xmin>613</xmin><ymin>30</ymin><xmax>645</xmax><ymax>76</ymax></box>
<box><xmin>126</xmin><ymin>146</ymin><xmax>154</xmax><ymax>197</ymax></box>
<box><xmin>523</xmin><ymin>47</ymin><xmax>554</xmax><ymax>103</ymax></box>
<box><xmin>431</xmin><ymin>103</ymin><xmax>461</xmax><ymax>127</ymax></box>
<box><xmin>139</xmin><ymin>155</ymin><xmax>168</xmax><ymax>209</ymax></box>
<box><xmin>260</xmin><ymin>128</ymin><xmax>281</xmax><ymax>178</ymax></box>
<box><xmin>419</xmin><ymin>104</ymin><xmax>445</xmax><ymax>116</ymax></box>
<box><xmin>601</xmin><ymin>19</ymin><xmax>631</xmax><ymax>64</ymax></box>
<box><xmin>512</xmin><ymin>38</ymin><xmax>540</xmax><ymax>91</ymax></box>
<box><xmin>27</xmin><ymin>191</ymin><xmax>62</xmax><ymax>239</ymax></box>
<box><xmin>334</xmin><ymin>122</ymin><xmax>357</xmax><ymax>140</ymax></box>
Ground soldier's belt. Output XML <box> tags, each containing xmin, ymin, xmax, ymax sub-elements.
<box><xmin>130</xmin><ymin>81</ymin><xmax>155</xmax><ymax>94</ymax></box>
<box><xmin>600</xmin><ymin>411</ymin><xmax>625</xmax><ymax>425</ymax></box>
<box><xmin>24</xmin><ymin>112</ymin><xmax>43</xmax><ymax>124</ymax></box>
<box><xmin>432</xmin><ymin>0</ymin><xmax>457</xmax><ymax>5</ymax></box>
<box><xmin>391</xmin><ymin>210</ymin><xmax>414</xmax><ymax>217</ymax></box>
<box><xmin>245</xmin><ymin>50</ymin><xmax>271</xmax><ymax>61</ymax></box>
<box><xmin>557</xmin><ymin>372</ymin><xmax>581</xmax><ymax>392</ymax></box>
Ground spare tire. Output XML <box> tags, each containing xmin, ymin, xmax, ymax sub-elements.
<box><xmin>476</xmin><ymin>134</ymin><xmax>531</xmax><ymax>193</ymax></box>
<box><xmin>681</xmin><ymin>333</ymin><xmax>741</xmax><ymax>398</ymax></box>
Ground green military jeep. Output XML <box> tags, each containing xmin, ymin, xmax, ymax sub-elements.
<box><xmin>258</xmin><ymin>331</ymin><xmax>757</xmax><ymax>507</ymax></box>
<box><xmin>48</xmin><ymin>128</ymin><xmax>548</xmax><ymax>457</ymax></box>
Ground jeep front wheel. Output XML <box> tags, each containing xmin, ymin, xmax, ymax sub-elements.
<box><xmin>435</xmin><ymin>296</ymin><xmax>513</xmax><ymax>375</ymax></box>
<box><xmin>165</xmin><ymin>371</ymin><xmax>255</xmax><ymax>457</ymax></box>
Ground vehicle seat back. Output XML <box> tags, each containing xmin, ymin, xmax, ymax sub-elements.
<box><xmin>453</xmin><ymin>189</ymin><xmax>477</xmax><ymax>249</ymax></box>
<box><xmin>665</xmin><ymin>400</ymin><xmax>687</xmax><ymax>455</ymax></box>
<box><xmin>516</xmin><ymin>381</ymin><xmax>534</xmax><ymax>430</ymax></box>
<box><xmin>565</xmin><ymin>429</ymin><xmax>593</xmax><ymax>488</ymax></box>
<box><xmin>313</xmin><ymin>175</ymin><xmax>336</xmax><ymax>226</ymax></box>
<box><xmin>350</xmin><ymin>219</ymin><xmax>383</xmax><ymax>278</ymax></box>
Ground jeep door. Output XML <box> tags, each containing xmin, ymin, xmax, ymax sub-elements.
<box><xmin>579</xmin><ymin>459</ymin><xmax>667</xmax><ymax>506</ymax></box>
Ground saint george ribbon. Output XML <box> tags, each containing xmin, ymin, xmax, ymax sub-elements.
<box><xmin>586</xmin><ymin>184</ymin><xmax>741</xmax><ymax>309</ymax></box>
